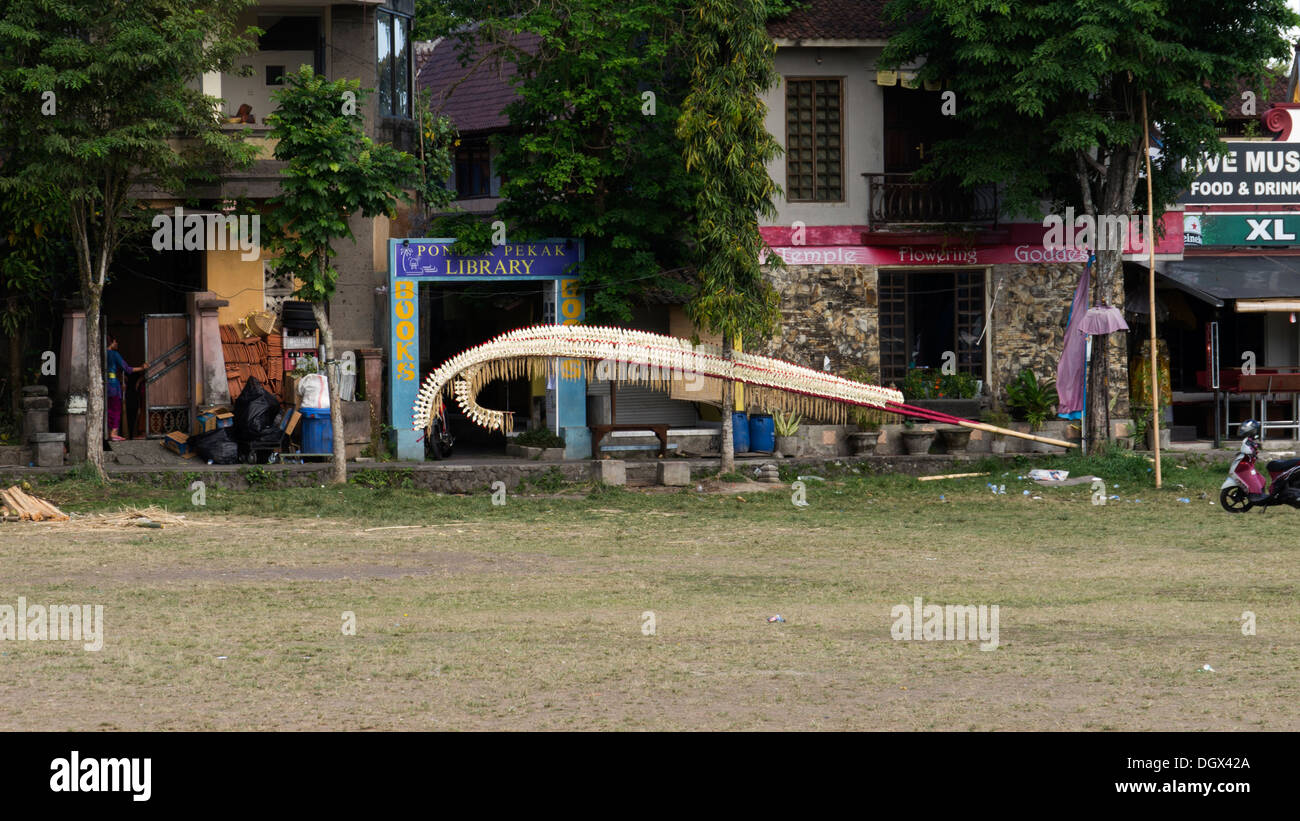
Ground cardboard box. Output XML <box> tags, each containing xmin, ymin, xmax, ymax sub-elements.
<box><xmin>196</xmin><ymin>412</ymin><xmax>217</xmax><ymax>434</ymax></box>
<box><xmin>163</xmin><ymin>431</ymin><xmax>190</xmax><ymax>456</ymax></box>
<box><xmin>281</xmin><ymin>409</ymin><xmax>302</xmax><ymax>437</ymax></box>
<box><xmin>216</xmin><ymin>412</ymin><xmax>234</xmax><ymax>429</ymax></box>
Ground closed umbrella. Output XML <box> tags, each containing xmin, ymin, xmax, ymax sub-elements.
<box><xmin>1078</xmin><ymin>305</ymin><xmax>1129</xmax><ymax>453</ymax></box>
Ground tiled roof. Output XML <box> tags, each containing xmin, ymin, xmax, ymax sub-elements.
<box><xmin>415</xmin><ymin>32</ymin><xmax>539</xmax><ymax>134</ymax></box>
<box><xmin>767</xmin><ymin>0</ymin><xmax>893</xmax><ymax>41</ymax></box>
<box><xmin>1223</xmin><ymin>71</ymin><xmax>1290</xmax><ymax>117</ymax></box>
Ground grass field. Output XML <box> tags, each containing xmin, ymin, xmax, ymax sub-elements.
<box><xmin>2</xmin><ymin>450</ymin><xmax>1298</xmax><ymax>731</ymax></box>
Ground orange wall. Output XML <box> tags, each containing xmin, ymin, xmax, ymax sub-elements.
<box><xmin>205</xmin><ymin>249</ymin><xmax>264</xmax><ymax>326</ymax></box>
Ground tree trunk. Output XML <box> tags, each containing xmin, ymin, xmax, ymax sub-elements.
<box><xmin>1086</xmin><ymin>246</ymin><xmax>1124</xmax><ymax>453</ymax></box>
<box><xmin>311</xmin><ymin>301</ymin><xmax>347</xmax><ymax>484</ymax></box>
<box><xmin>7</xmin><ymin>319</ymin><xmax>20</xmax><ymax>423</ymax></box>
<box><xmin>84</xmin><ymin>286</ymin><xmax>106</xmax><ymax>479</ymax></box>
<box><xmin>720</xmin><ymin>334</ymin><xmax>735</xmax><ymax>474</ymax></box>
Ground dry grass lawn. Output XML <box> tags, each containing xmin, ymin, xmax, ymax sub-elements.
<box><xmin>1</xmin><ymin>458</ymin><xmax>1297</xmax><ymax>731</ymax></box>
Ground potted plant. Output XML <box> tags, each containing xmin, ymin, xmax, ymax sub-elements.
<box><xmin>900</xmin><ymin>366</ymin><xmax>981</xmax><ymax>420</ymax></box>
<box><xmin>900</xmin><ymin>417</ymin><xmax>935</xmax><ymax>455</ymax></box>
<box><xmin>848</xmin><ymin>406</ymin><xmax>883</xmax><ymax>456</ymax></box>
<box><xmin>773</xmin><ymin>410</ymin><xmax>802</xmax><ymax>457</ymax></box>
<box><xmin>984</xmin><ymin>409</ymin><xmax>1012</xmax><ymax>454</ymax></box>
<box><xmin>1006</xmin><ymin>368</ymin><xmax>1057</xmax><ymax>451</ymax></box>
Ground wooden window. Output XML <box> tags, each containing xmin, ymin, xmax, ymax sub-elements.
<box><xmin>878</xmin><ymin>270</ymin><xmax>986</xmax><ymax>386</ymax></box>
<box><xmin>786</xmin><ymin>78</ymin><xmax>843</xmax><ymax>202</ymax></box>
<box><xmin>455</xmin><ymin>142</ymin><xmax>493</xmax><ymax>198</ymax></box>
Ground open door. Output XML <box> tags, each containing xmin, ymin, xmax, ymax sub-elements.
<box><xmin>143</xmin><ymin>313</ymin><xmax>191</xmax><ymax>438</ymax></box>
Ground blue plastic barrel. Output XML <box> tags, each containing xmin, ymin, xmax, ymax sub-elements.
<box><xmin>748</xmin><ymin>413</ymin><xmax>775</xmax><ymax>453</ymax></box>
<box><xmin>732</xmin><ymin>411</ymin><xmax>750</xmax><ymax>453</ymax></box>
<box><xmin>300</xmin><ymin>407</ymin><xmax>333</xmax><ymax>454</ymax></box>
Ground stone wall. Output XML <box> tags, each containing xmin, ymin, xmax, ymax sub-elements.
<box><xmin>989</xmin><ymin>262</ymin><xmax>1129</xmax><ymax>417</ymax></box>
<box><xmin>758</xmin><ymin>263</ymin><xmax>880</xmax><ymax>385</ymax></box>
<box><xmin>758</xmin><ymin>261</ymin><xmax>1131</xmax><ymax>420</ymax></box>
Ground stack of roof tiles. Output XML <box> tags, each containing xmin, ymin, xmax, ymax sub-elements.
<box><xmin>220</xmin><ymin>325</ymin><xmax>283</xmax><ymax>401</ymax></box>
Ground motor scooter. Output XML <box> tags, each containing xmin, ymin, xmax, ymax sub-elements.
<box><xmin>1220</xmin><ymin>419</ymin><xmax>1300</xmax><ymax>512</ymax></box>
<box><xmin>423</xmin><ymin>413</ymin><xmax>455</xmax><ymax>460</ymax></box>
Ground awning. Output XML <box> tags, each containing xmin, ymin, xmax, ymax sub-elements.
<box><xmin>1141</xmin><ymin>255</ymin><xmax>1300</xmax><ymax>308</ymax></box>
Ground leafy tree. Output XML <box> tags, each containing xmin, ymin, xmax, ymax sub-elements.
<box><xmin>677</xmin><ymin>0</ymin><xmax>784</xmax><ymax>473</ymax></box>
<box><xmin>882</xmin><ymin>0</ymin><xmax>1298</xmax><ymax>451</ymax></box>
<box><xmin>471</xmin><ymin>2</ymin><xmax>700</xmax><ymax>322</ymax></box>
<box><xmin>263</xmin><ymin>66</ymin><xmax>418</xmax><ymax>483</ymax></box>
<box><xmin>0</xmin><ymin>0</ymin><xmax>259</xmax><ymax>475</ymax></box>
<box><xmin>0</xmin><ymin>181</ymin><xmax>70</xmax><ymax>424</ymax></box>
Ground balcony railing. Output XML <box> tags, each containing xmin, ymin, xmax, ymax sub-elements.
<box><xmin>864</xmin><ymin>173</ymin><xmax>999</xmax><ymax>229</ymax></box>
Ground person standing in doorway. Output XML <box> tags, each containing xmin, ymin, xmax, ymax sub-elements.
<box><xmin>106</xmin><ymin>335</ymin><xmax>148</xmax><ymax>441</ymax></box>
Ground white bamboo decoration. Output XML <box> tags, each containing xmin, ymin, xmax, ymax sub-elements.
<box><xmin>412</xmin><ymin>324</ymin><xmax>905</xmax><ymax>436</ymax></box>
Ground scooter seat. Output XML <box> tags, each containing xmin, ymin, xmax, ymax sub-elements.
<box><xmin>1266</xmin><ymin>458</ymin><xmax>1300</xmax><ymax>473</ymax></box>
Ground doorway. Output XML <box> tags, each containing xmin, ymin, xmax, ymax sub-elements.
<box><xmin>420</xmin><ymin>281</ymin><xmax>543</xmax><ymax>452</ymax></box>
<box><xmin>878</xmin><ymin>268</ymin><xmax>986</xmax><ymax>385</ymax></box>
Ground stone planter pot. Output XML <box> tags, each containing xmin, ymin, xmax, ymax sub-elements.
<box><xmin>990</xmin><ymin>439</ymin><xmax>1008</xmax><ymax>454</ymax></box>
<box><xmin>901</xmin><ymin>429</ymin><xmax>936</xmax><ymax>455</ymax></box>
<box><xmin>847</xmin><ymin>431</ymin><xmax>879</xmax><ymax>456</ymax></box>
<box><xmin>1144</xmin><ymin>427</ymin><xmax>1172</xmax><ymax>451</ymax></box>
<box><xmin>774</xmin><ymin>434</ymin><xmax>801</xmax><ymax>457</ymax></box>
<box><xmin>937</xmin><ymin>426</ymin><xmax>972</xmax><ymax>453</ymax></box>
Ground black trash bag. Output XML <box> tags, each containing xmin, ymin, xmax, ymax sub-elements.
<box><xmin>233</xmin><ymin>377</ymin><xmax>281</xmax><ymax>443</ymax></box>
<box><xmin>191</xmin><ymin>428</ymin><xmax>239</xmax><ymax>465</ymax></box>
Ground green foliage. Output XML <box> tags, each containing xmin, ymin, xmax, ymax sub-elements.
<box><xmin>901</xmin><ymin>367</ymin><xmax>977</xmax><ymax>400</ymax></box>
<box><xmin>982</xmin><ymin>409</ymin><xmax>1012</xmax><ymax>440</ymax></box>
<box><xmin>1005</xmin><ymin>369</ymin><xmax>1057</xmax><ymax>430</ymax></box>
<box><xmin>414</xmin><ymin>88</ymin><xmax>458</xmax><ymax>218</ymax></box>
<box><xmin>1130</xmin><ymin>414</ymin><xmax>1150</xmax><ymax>443</ymax></box>
<box><xmin>717</xmin><ymin>472</ymin><xmax>748</xmax><ymax>483</ymax></box>
<box><xmin>0</xmin><ymin>0</ymin><xmax>262</xmax><ymax>471</ymax></box>
<box><xmin>426</xmin><ymin>212</ymin><xmax>496</xmax><ymax>257</ymax></box>
<box><xmin>264</xmin><ymin>66</ymin><xmax>418</xmax><ymax>302</ymax></box>
<box><xmin>519</xmin><ymin>466</ymin><xmax>566</xmax><ymax>494</ymax></box>
<box><xmin>240</xmin><ymin>465</ymin><xmax>274</xmax><ymax>489</ymax></box>
<box><xmin>351</xmin><ymin>468</ymin><xmax>415</xmax><ymax>490</ymax></box>
<box><xmin>0</xmin><ymin>0</ymin><xmax>261</xmax><ymax>286</ymax></box>
<box><xmin>472</xmin><ymin>3</ymin><xmax>699</xmax><ymax>323</ymax></box>
<box><xmin>514</xmin><ymin>427</ymin><xmax>565</xmax><ymax>449</ymax></box>
<box><xmin>678</xmin><ymin>0</ymin><xmax>784</xmax><ymax>345</ymax></box>
<box><xmin>773</xmin><ymin>409</ymin><xmax>801</xmax><ymax>437</ymax></box>
<box><xmin>880</xmin><ymin>0</ymin><xmax>1299</xmax><ymax>222</ymax></box>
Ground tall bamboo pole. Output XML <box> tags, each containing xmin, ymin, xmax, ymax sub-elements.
<box><xmin>1141</xmin><ymin>90</ymin><xmax>1163</xmax><ymax>488</ymax></box>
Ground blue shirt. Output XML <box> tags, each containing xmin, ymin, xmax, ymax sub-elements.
<box><xmin>106</xmin><ymin>349</ymin><xmax>131</xmax><ymax>396</ymax></box>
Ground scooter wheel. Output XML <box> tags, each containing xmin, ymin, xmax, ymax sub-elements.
<box><xmin>1220</xmin><ymin>486</ymin><xmax>1253</xmax><ymax>513</ymax></box>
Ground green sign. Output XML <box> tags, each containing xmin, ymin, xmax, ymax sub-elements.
<box><xmin>1185</xmin><ymin>213</ymin><xmax>1300</xmax><ymax>247</ymax></box>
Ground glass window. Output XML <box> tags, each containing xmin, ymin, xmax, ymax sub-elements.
<box><xmin>377</xmin><ymin>12</ymin><xmax>393</xmax><ymax>117</ymax></box>
<box><xmin>394</xmin><ymin>15</ymin><xmax>410</xmax><ymax>118</ymax></box>
<box><xmin>377</xmin><ymin>11</ymin><xmax>412</xmax><ymax>119</ymax></box>
<box><xmin>455</xmin><ymin>143</ymin><xmax>493</xmax><ymax>198</ymax></box>
<box><xmin>785</xmin><ymin>78</ymin><xmax>843</xmax><ymax>202</ymax></box>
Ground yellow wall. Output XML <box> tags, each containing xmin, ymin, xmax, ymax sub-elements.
<box><xmin>205</xmin><ymin>248</ymin><xmax>264</xmax><ymax>326</ymax></box>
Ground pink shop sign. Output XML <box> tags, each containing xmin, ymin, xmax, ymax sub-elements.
<box><xmin>762</xmin><ymin>245</ymin><xmax>1091</xmax><ymax>266</ymax></box>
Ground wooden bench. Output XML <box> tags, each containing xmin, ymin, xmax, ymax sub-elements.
<box><xmin>589</xmin><ymin>424</ymin><xmax>670</xmax><ymax>459</ymax></box>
